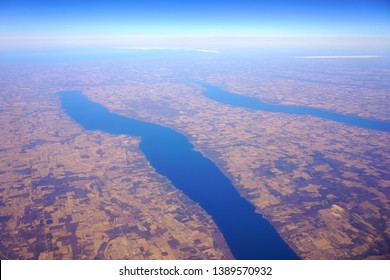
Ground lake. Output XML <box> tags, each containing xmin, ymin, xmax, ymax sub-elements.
<box><xmin>60</xmin><ymin>90</ymin><xmax>299</xmax><ymax>260</ymax></box>
<box><xmin>196</xmin><ymin>81</ymin><xmax>390</xmax><ymax>133</ymax></box>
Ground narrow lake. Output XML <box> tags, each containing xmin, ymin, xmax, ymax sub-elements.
<box><xmin>196</xmin><ymin>81</ymin><xmax>390</xmax><ymax>132</ymax></box>
<box><xmin>60</xmin><ymin>91</ymin><xmax>299</xmax><ymax>260</ymax></box>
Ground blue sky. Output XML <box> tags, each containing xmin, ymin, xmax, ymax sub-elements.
<box><xmin>0</xmin><ymin>0</ymin><xmax>389</xmax><ymax>49</ymax></box>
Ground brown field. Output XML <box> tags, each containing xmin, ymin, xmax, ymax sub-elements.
<box><xmin>1</xmin><ymin>54</ymin><xmax>389</xmax><ymax>259</ymax></box>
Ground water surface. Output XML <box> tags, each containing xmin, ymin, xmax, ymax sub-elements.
<box><xmin>60</xmin><ymin>91</ymin><xmax>299</xmax><ymax>260</ymax></box>
<box><xmin>196</xmin><ymin>81</ymin><xmax>390</xmax><ymax>132</ymax></box>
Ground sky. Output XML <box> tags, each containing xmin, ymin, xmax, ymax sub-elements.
<box><xmin>0</xmin><ymin>0</ymin><xmax>389</xmax><ymax>50</ymax></box>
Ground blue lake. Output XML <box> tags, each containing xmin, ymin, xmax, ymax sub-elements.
<box><xmin>60</xmin><ymin>91</ymin><xmax>299</xmax><ymax>260</ymax></box>
<box><xmin>196</xmin><ymin>81</ymin><xmax>390</xmax><ymax>133</ymax></box>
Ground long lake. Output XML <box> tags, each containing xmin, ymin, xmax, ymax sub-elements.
<box><xmin>60</xmin><ymin>90</ymin><xmax>299</xmax><ymax>260</ymax></box>
<box><xmin>197</xmin><ymin>81</ymin><xmax>390</xmax><ymax>133</ymax></box>
<box><xmin>60</xmin><ymin>80</ymin><xmax>389</xmax><ymax>259</ymax></box>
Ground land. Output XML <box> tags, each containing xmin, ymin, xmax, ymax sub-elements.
<box><xmin>1</xmin><ymin>51</ymin><xmax>389</xmax><ymax>259</ymax></box>
<box><xmin>0</xmin><ymin>63</ymin><xmax>232</xmax><ymax>259</ymax></box>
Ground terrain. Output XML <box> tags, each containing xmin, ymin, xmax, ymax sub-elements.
<box><xmin>1</xmin><ymin>50</ymin><xmax>389</xmax><ymax>259</ymax></box>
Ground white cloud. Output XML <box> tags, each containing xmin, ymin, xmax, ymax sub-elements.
<box><xmin>294</xmin><ymin>55</ymin><xmax>382</xmax><ymax>59</ymax></box>
<box><xmin>123</xmin><ymin>47</ymin><xmax>220</xmax><ymax>53</ymax></box>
